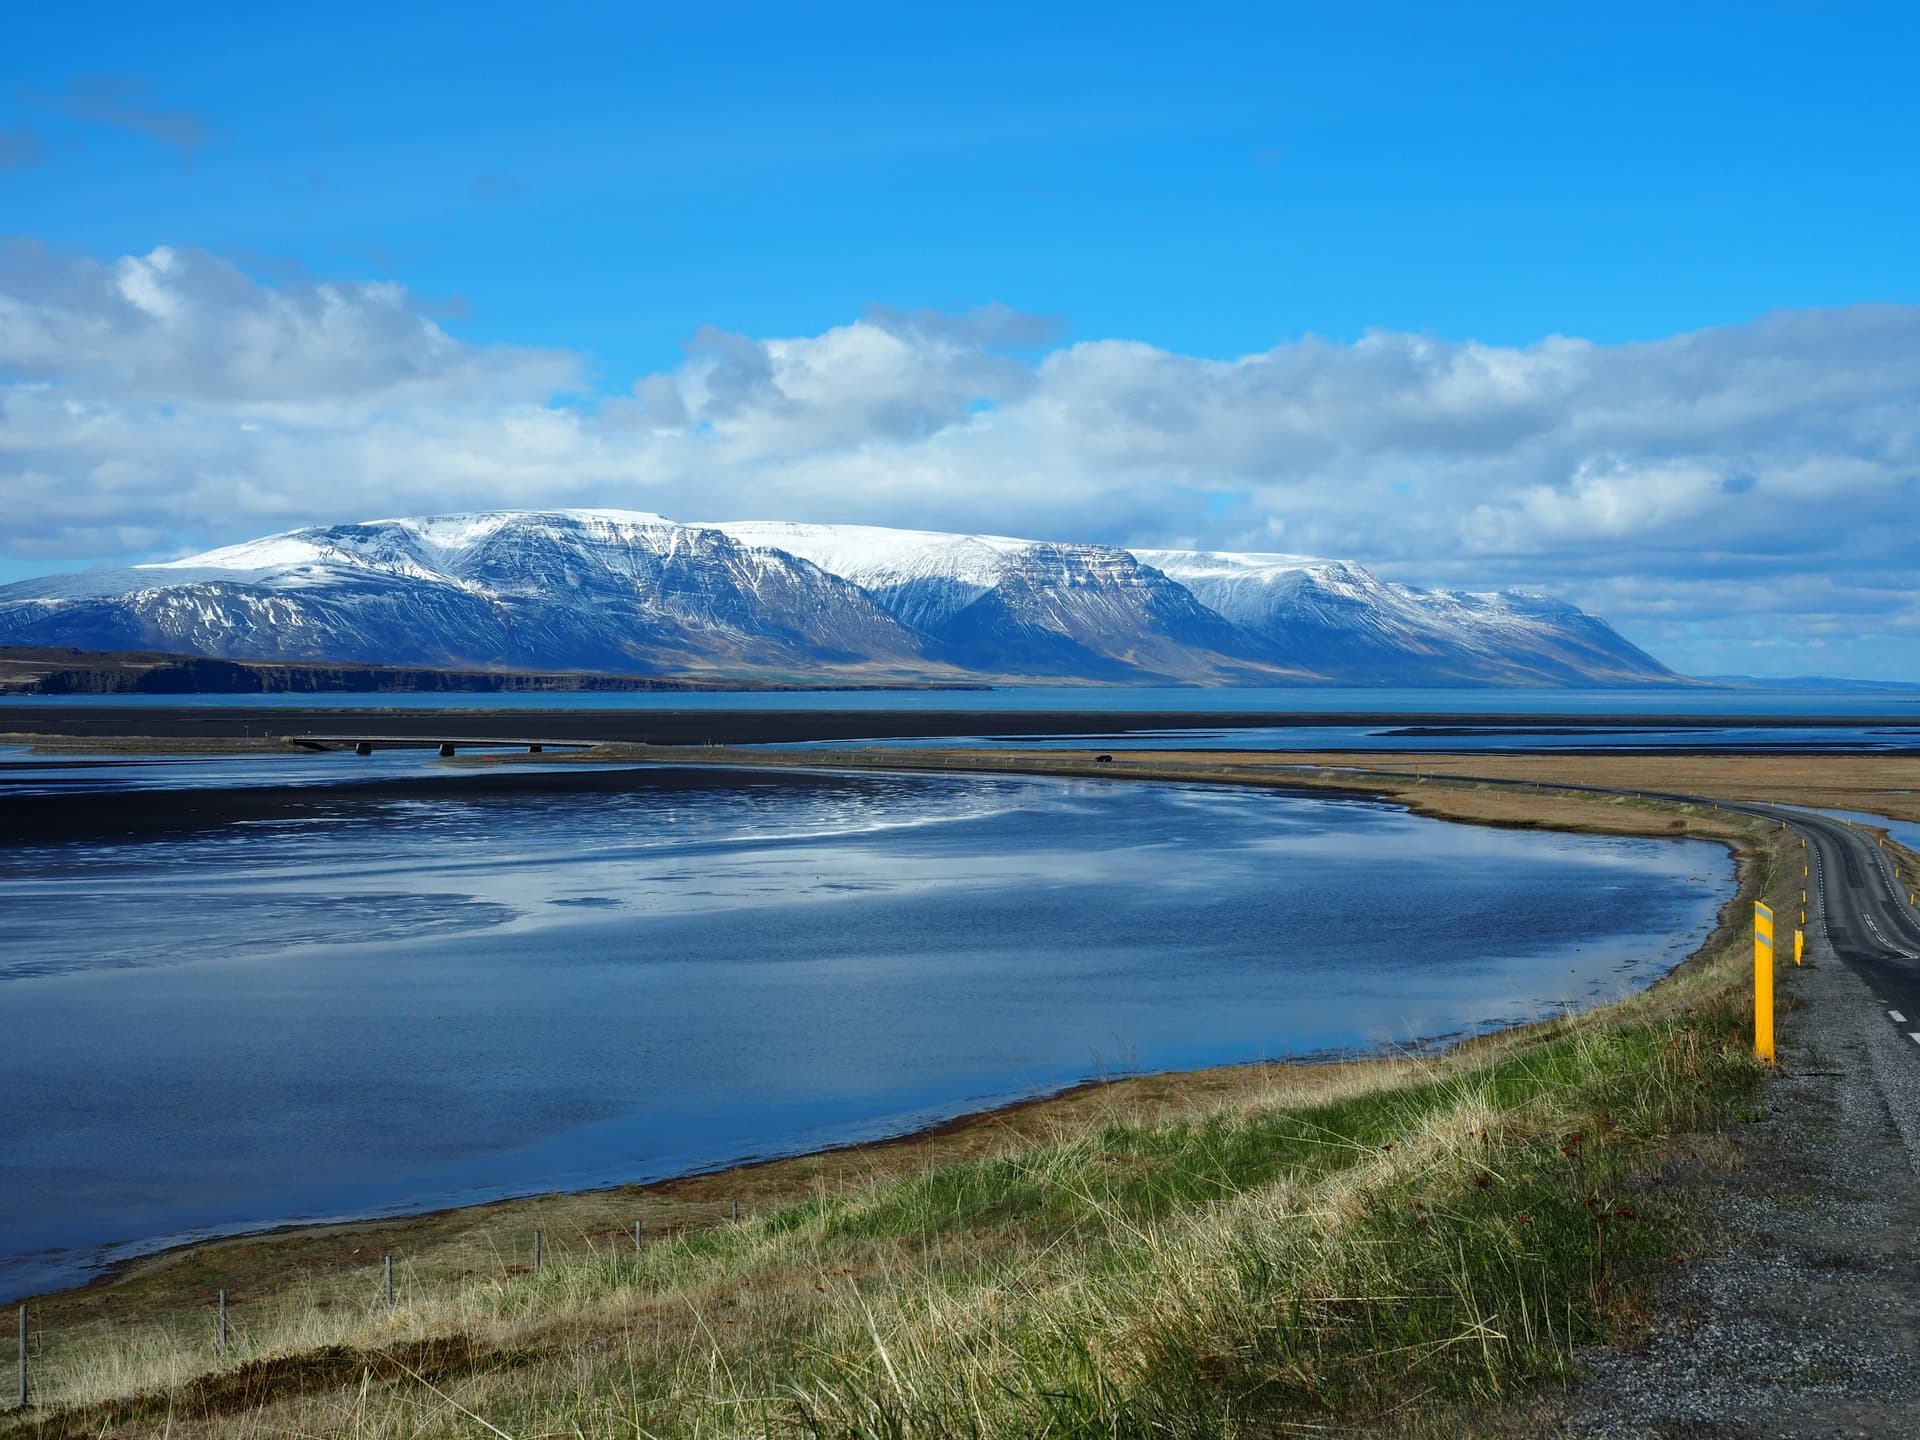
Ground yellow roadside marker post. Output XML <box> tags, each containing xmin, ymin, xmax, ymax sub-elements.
<box><xmin>1754</xmin><ymin>902</ymin><xmax>1776</xmax><ymax>1064</ymax></box>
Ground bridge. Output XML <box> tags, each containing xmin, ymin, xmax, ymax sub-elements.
<box><xmin>289</xmin><ymin>734</ymin><xmax>593</xmax><ymax>757</ymax></box>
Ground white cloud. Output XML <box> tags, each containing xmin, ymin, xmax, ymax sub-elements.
<box><xmin>642</xmin><ymin>309</ymin><xmax>1036</xmax><ymax>454</ymax></box>
<box><xmin>4</xmin><ymin>240</ymin><xmax>1919</xmax><ymax>677</ymax></box>
<box><xmin>0</xmin><ymin>240</ymin><xmax>578</xmax><ymax>415</ymax></box>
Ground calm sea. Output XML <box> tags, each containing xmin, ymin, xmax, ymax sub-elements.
<box><xmin>4</xmin><ymin>683</ymin><xmax>1918</xmax><ymax>715</ymax></box>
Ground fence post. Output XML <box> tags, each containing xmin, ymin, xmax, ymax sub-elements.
<box><xmin>15</xmin><ymin>1304</ymin><xmax>24</xmax><ymax>1410</ymax></box>
<box><xmin>533</xmin><ymin>1230</ymin><xmax>543</xmax><ymax>1273</ymax></box>
<box><xmin>217</xmin><ymin>1290</ymin><xmax>228</xmax><ymax>1354</ymax></box>
<box><xmin>634</xmin><ymin>1221</ymin><xmax>643</xmax><ymax>1256</ymax></box>
<box><xmin>731</xmin><ymin>1200</ymin><xmax>739</xmax><ymax>1224</ymax></box>
<box><xmin>385</xmin><ymin>1254</ymin><xmax>394</xmax><ymax>1309</ymax></box>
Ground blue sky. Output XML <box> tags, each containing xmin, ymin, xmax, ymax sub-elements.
<box><xmin>3</xmin><ymin>1</ymin><xmax>1919</xmax><ymax>677</ymax></box>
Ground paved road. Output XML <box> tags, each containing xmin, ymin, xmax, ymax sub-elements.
<box><xmin>1745</xmin><ymin>803</ymin><xmax>1920</xmax><ymax>1046</ymax></box>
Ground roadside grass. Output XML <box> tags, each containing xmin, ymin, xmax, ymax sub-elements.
<box><xmin>3</xmin><ymin>798</ymin><xmax>1793</xmax><ymax>1439</ymax></box>
<box><xmin>1885</xmin><ymin>838</ymin><xmax>1920</xmax><ymax>904</ymax></box>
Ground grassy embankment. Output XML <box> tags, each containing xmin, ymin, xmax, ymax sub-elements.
<box><xmin>4</xmin><ymin>772</ymin><xmax>1807</xmax><ymax>1438</ymax></box>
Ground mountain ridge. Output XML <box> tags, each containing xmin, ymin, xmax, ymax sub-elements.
<box><xmin>0</xmin><ymin>510</ymin><xmax>1679</xmax><ymax>687</ymax></box>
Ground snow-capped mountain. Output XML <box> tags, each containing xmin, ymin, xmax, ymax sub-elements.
<box><xmin>1135</xmin><ymin>550</ymin><xmax>1674</xmax><ymax>685</ymax></box>
<box><xmin>0</xmin><ymin>511</ymin><xmax>934</xmax><ymax>678</ymax></box>
<box><xmin>710</xmin><ymin>522</ymin><xmax>1305</xmax><ymax>682</ymax></box>
<box><xmin>0</xmin><ymin>511</ymin><xmax>1678</xmax><ymax>686</ymax></box>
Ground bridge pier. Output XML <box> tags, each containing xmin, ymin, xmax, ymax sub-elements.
<box><xmin>355</xmin><ymin>741</ymin><xmax>372</xmax><ymax>756</ymax></box>
<box><xmin>439</xmin><ymin>742</ymin><xmax>456</xmax><ymax>758</ymax></box>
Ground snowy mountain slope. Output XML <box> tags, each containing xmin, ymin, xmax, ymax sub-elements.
<box><xmin>0</xmin><ymin>511</ymin><xmax>1678</xmax><ymax>685</ymax></box>
<box><xmin>1406</xmin><ymin>585</ymin><xmax>1675</xmax><ymax>683</ymax></box>
<box><xmin>0</xmin><ymin>511</ymin><xmax>935</xmax><ymax>677</ymax></box>
<box><xmin>1134</xmin><ymin>549</ymin><xmax>1673</xmax><ymax>684</ymax></box>
<box><xmin>712</xmin><ymin>521</ymin><xmax>1308</xmax><ymax>682</ymax></box>
<box><xmin>709</xmin><ymin>522</ymin><xmax>1024</xmax><ymax>631</ymax></box>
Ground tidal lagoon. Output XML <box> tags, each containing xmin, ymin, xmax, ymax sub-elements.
<box><xmin>0</xmin><ymin>759</ymin><xmax>1734</xmax><ymax>1301</ymax></box>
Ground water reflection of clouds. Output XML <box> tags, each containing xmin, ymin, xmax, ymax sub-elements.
<box><xmin>0</xmin><ymin>769</ymin><xmax>1728</xmax><ymax>997</ymax></box>
<box><xmin>1</xmin><ymin>772</ymin><xmax>1086</xmax><ymax>973</ymax></box>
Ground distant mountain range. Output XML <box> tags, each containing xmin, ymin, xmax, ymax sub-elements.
<box><xmin>0</xmin><ymin>510</ymin><xmax>1680</xmax><ymax>687</ymax></box>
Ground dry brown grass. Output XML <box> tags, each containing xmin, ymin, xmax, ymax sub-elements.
<box><xmin>0</xmin><ymin>734</ymin><xmax>304</xmax><ymax>755</ymax></box>
<box><xmin>1201</xmin><ymin>748</ymin><xmax>1920</xmax><ymax>822</ymax></box>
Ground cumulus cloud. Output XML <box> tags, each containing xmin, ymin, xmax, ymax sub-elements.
<box><xmin>3</xmin><ymin>239</ymin><xmax>1918</xmax><ymax>676</ymax></box>
<box><xmin>0</xmin><ymin>240</ymin><xmax>578</xmax><ymax>414</ymax></box>
<box><xmin>634</xmin><ymin>307</ymin><xmax>1039</xmax><ymax>453</ymax></box>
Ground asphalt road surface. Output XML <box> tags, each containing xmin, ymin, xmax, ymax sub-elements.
<box><xmin>1759</xmin><ymin>803</ymin><xmax>1920</xmax><ymax>1043</ymax></box>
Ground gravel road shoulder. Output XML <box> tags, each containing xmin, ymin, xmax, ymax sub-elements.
<box><xmin>1551</xmin><ymin>934</ymin><xmax>1920</xmax><ymax>1437</ymax></box>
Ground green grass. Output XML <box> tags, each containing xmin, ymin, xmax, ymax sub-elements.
<box><xmin>488</xmin><ymin>1014</ymin><xmax>1759</xmax><ymax>1438</ymax></box>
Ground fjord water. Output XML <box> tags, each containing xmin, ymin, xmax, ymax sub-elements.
<box><xmin>0</xmin><ymin>762</ymin><xmax>1732</xmax><ymax>1301</ymax></box>
<box><xmin>7</xmin><ymin>684</ymin><xmax>1915</xmax><ymax>752</ymax></box>
<box><xmin>6</xmin><ymin>683</ymin><xmax>1918</xmax><ymax>716</ymax></box>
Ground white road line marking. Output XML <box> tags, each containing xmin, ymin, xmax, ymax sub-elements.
<box><xmin>1893</xmin><ymin>1011</ymin><xmax>1908</xmax><ymax>1023</ymax></box>
<box><xmin>1910</xmin><ymin>1033</ymin><xmax>1920</xmax><ymax>1046</ymax></box>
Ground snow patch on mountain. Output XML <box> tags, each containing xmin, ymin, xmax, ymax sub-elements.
<box><xmin>714</xmin><ymin>521</ymin><xmax>1305</xmax><ymax>680</ymax></box>
<box><xmin>1137</xmin><ymin>548</ymin><xmax>1672</xmax><ymax>684</ymax></box>
<box><xmin>0</xmin><ymin>511</ymin><xmax>1680</xmax><ymax>686</ymax></box>
<box><xmin>0</xmin><ymin>510</ymin><xmax>935</xmax><ymax>676</ymax></box>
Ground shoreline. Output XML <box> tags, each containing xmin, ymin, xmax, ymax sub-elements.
<box><xmin>31</xmin><ymin>1058</ymin><xmax>1339</xmax><ymax>1309</ymax></box>
<box><xmin>3</xmin><ymin>748</ymin><xmax>1768</xmax><ymax>1316</ymax></box>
